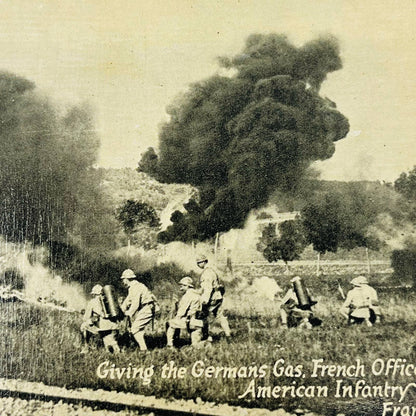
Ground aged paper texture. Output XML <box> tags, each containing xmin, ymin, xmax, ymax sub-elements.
<box><xmin>0</xmin><ymin>1</ymin><xmax>415</xmax><ymax>415</ymax></box>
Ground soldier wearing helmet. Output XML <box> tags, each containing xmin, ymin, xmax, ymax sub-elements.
<box><xmin>80</xmin><ymin>284</ymin><xmax>120</xmax><ymax>354</ymax></box>
<box><xmin>196</xmin><ymin>255</ymin><xmax>231</xmax><ymax>339</ymax></box>
<box><xmin>340</xmin><ymin>276</ymin><xmax>381</xmax><ymax>327</ymax></box>
<box><xmin>166</xmin><ymin>276</ymin><xmax>205</xmax><ymax>348</ymax></box>
<box><xmin>120</xmin><ymin>269</ymin><xmax>157</xmax><ymax>351</ymax></box>
<box><xmin>280</xmin><ymin>276</ymin><xmax>320</xmax><ymax>329</ymax></box>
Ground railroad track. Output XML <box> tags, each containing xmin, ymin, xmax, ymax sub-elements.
<box><xmin>0</xmin><ymin>389</ymin><xmax>197</xmax><ymax>416</ymax></box>
<box><xmin>0</xmin><ymin>379</ymin><xmax>219</xmax><ymax>416</ymax></box>
<box><xmin>0</xmin><ymin>378</ymin><xmax>295</xmax><ymax>416</ymax></box>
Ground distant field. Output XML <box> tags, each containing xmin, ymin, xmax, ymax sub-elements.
<box><xmin>227</xmin><ymin>260</ymin><xmax>392</xmax><ymax>282</ymax></box>
<box><xmin>1</xmin><ymin>269</ymin><xmax>415</xmax><ymax>416</ymax></box>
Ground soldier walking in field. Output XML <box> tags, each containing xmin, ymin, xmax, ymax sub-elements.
<box><xmin>80</xmin><ymin>284</ymin><xmax>120</xmax><ymax>354</ymax></box>
<box><xmin>340</xmin><ymin>276</ymin><xmax>381</xmax><ymax>327</ymax></box>
<box><xmin>196</xmin><ymin>255</ymin><xmax>231</xmax><ymax>339</ymax></box>
<box><xmin>280</xmin><ymin>276</ymin><xmax>320</xmax><ymax>329</ymax></box>
<box><xmin>120</xmin><ymin>269</ymin><xmax>158</xmax><ymax>351</ymax></box>
<box><xmin>166</xmin><ymin>276</ymin><xmax>205</xmax><ymax>348</ymax></box>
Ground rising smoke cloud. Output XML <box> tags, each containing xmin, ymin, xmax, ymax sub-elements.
<box><xmin>0</xmin><ymin>71</ymin><xmax>100</xmax><ymax>244</ymax></box>
<box><xmin>139</xmin><ymin>34</ymin><xmax>350</xmax><ymax>241</ymax></box>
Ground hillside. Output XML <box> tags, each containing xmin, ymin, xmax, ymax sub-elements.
<box><xmin>97</xmin><ymin>169</ymin><xmax>398</xmax><ymax>263</ymax></box>
<box><xmin>100</xmin><ymin>168</ymin><xmax>196</xmax><ymax>213</ymax></box>
<box><xmin>100</xmin><ymin>168</ymin><xmax>400</xmax><ymax>224</ymax></box>
<box><xmin>269</xmin><ymin>179</ymin><xmax>400</xmax><ymax>213</ymax></box>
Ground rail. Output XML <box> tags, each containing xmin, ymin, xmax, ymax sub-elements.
<box><xmin>0</xmin><ymin>378</ymin><xmax>237</xmax><ymax>416</ymax></box>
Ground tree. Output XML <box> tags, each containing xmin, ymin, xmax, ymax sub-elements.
<box><xmin>256</xmin><ymin>223</ymin><xmax>277</xmax><ymax>254</ymax></box>
<box><xmin>117</xmin><ymin>200</ymin><xmax>160</xmax><ymax>233</ymax></box>
<box><xmin>137</xmin><ymin>147</ymin><xmax>159</xmax><ymax>179</ymax></box>
<box><xmin>301</xmin><ymin>188</ymin><xmax>381</xmax><ymax>255</ymax></box>
<box><xmin>262</xmin><ymin>219</ymin><xmax>307</xmax><ymax>269</ymax></box>
<box><xmin>391</xmin><ymin>245</ymin><xmax>416</xmax><ymax>285</ymax></box>
<box><xmin>116</xmin><ymin>200</ymin><xmax>160</xmax><ymax>249</ymax></box>
<box><xmin>390</xmin><ymin>167</ymin><xmax>416</xmax><ymax>285</ymax></box>
<box><xmin>394</xmin><ymin>167</ymin><xmax>416</xmax><ymax>223</ymax></box>
<box><xmin>301</xmin><ymin>193</ymin><xmax>341</xmax><ymax>255</ymax></box>
<box><xmin>394</xmin><ymin>166</ymin><xmax>416</xmax><ymax>201</ymax></box>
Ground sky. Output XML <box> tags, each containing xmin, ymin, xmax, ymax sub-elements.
<box><xmin>0</xmin><ymin>0</ymin><xmax>415</xmax><ymax>182</ymax></box>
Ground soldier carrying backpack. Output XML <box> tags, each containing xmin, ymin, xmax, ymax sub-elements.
<box><xmin>196</xmin><ymin>255</ymin><xmax>231</xmax><ymax>339</ymax></box>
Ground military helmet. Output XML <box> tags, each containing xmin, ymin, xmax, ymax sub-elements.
<box><xmin>121</xmin><ymin>269</ymin><xmax>136</xmax><ymax>279</ymax></box>
<box><xmin>196</xmin><ymin>254</ymin><xmax>208</xmax><ymax>264</ymax></box>
<box><xmin>179</xmin><ymin>276</ymin><xmax>194</xmax><ymax>288</ymax></box>
<box><xmin>91</xmin><ymin>284</ymin><xmax>103</xmax><ymax>295</ymax></box>
<box><xmin>351</xmin><ymin>276</ymin><xmax>368</xmax><ymax>286</ymax></box>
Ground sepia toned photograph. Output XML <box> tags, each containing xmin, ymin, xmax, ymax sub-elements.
<box><xmin>0</xmin><ymin>1</ymin><xmax>416</xmax><ymax>415</ymax></box>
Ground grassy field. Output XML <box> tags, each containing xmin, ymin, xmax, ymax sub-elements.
<box><xmin>1</xmin><ymin>271</ymin><xmax>416</xmax><ymax>416</ymax></box>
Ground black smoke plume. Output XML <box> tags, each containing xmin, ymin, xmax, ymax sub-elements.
<box><xmin>139</xmin><ymin>34</ymin><xmax>349</xmax><ymax>242</ymax></box>
<box><xmin>0</xmin><ymin>71</ymin><xmax>108</xmax><ymax>247</ymax></box>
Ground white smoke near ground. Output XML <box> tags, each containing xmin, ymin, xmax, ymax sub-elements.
<box><xmin>123</xmin><ymin>204</ymin><xmax>411</xmax><ymax>284</ymax></box>
<box><xmin>18</xmin><ymin>253</ymin><xmax>86</xmax><ymax>311</ymax></box>
<box><xmin>0</xmin><ymin>240</ymin><xmax>86</xmax><ymax>311</ymax></box>
<box><xmin>156</xmin><ymin>241</ymin><xmax>214</xmax><ymax>274</ymax></box>
<box><xmin>159</xmin><ymin>187</ymin><xmax>198</xmax><ymax>231</ymax></box>
<box><xmin>218</xmin><ymin>206</ymin><xmax>298</xmax><ymax>264</ymax></box>
<box><xmin>368</xmin><ymin>213</ymin><xmax>416</xmax><ymax>250</ymax></box>
<box><xmin>223</xmin><ymin>276</ymin><xmax>283</xmax><ymax>316</ymax></box>
<box><xmin>217</xmin><ymin>211</ymin><xmax>262</xmax><ymax>264</ymax></box>
<box><xmin>124</xmin><ymin>205</ymin><xmax>298</xmax><ymax>275</ymax></box>
<box><xmin>250</xmin><ymin>276</ymin><xmax>283</xmax><ymax>300</ymax></box>
<box><xmin>115</xmin><ymin>239</ymin><xmax>213</xmax><ymax>275</ymax></box>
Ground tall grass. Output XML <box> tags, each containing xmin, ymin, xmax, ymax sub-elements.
<box><xmin>1</xmin><ymin>272</ymin><xmax>415</xmax><ymax>416</ymax></box>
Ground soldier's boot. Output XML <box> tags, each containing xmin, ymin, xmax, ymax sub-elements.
<box><xmin>103</xmin><ymin>332</ymin><xmax>121</xmax><ymax>354</ymax></box>
<box><xmin>202</xmin><ymin>321</ymin><xmax>209</xmax><ymax>341</ymax></box>
<box><xmin>365</xmin><ymin>318</ymin><xmax>373</xmax><ymax>327</ymax></box>
<box><xmin>104</xmin><ymin>341</ymin><xmax>121</xmax><ymax>354</ymax></box>
<box><xmin>280</xmin><ymin>309</ymin><xmax>289</xmax><ymax>328</ymax></box>
<box><xmin>173</xmin><ymin>328</ymin><xmax>180</xmax><ymax>341</ymax></box>
<box><xmin>166</xmin><ymin>327</ymin><xmax>176</xmax><ymax>347</ymax></box>
<box><xmin>190</xmin><ymin>329</ymin><xmax>203</xmax><ymax>346</ymax></box>
<box><xmin>80</xmin><ymin>329</ymin><xmax>90</xmax><ymax>354</ymax></box>
<box><xmin>80</xmin><ymin>345</ymin><xmax>89</xmax><ymax>354</ymax></box>
<box><xmin>133</xmin><ymin>330</ymin><xmax>148</xmax><ymax>351</ymax></box>
<box><xmin>298</xmin><ymin>318</ymin><xmax>312</xmax><ymax>329</ymax></box>
<box><xmin>107</xmin><ymin>339</ymin><xmax>121</xmax><ymax>354</ymax></box>
<box><xmin>219</xmin><ymin>316</ymin><xmax>231</xmax><ymax>337</ymax></box>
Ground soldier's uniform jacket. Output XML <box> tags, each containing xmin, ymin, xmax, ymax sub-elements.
<box><xmin>83</xmin><ymin>296</ymin><xmax>118</xmax><ymax>332</ymax></box>
<box><xmin>341</xmin><ymin>284</ymin><xmax>380</xmax><ymax>318</ymax></box>
<box><xmin>280</xmin><ymin>288</ymin><xmax>298</xmax><ymax>309</ymax></box>
<box><xmin>200</xmin><ymin>266</ymin><xmax>223</xmax><ymax>305</ymax></box>
<box><xmin>280</xmin><ymin>287</ymin><xmax>314</xmax><ymax>309</ymax></box>
<box><xmin>279</xmin><ymin>287</ymin><xmax>315</xmax><ymax>328</ymax></box>
<box><xmin>175</xmin><ymin>288</ymin><xmax>201</xmax><ymax>320</ymax></box>
<box><xmin>121</xmin><ymin>280</ymin><xmax>155</xmax><ymax>318</ymax></box>
<box><xmin>169</xmin><ymin>288</ymin><xmax>204</xmax><ymax>330</ymax></box>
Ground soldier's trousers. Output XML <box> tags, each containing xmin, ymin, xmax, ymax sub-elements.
<box><xmin>82</xmin><ymin>327</ymin><xmax>120</xmax><ymax>353</ymax></box>
<box><xmin>281</xmin><ymin>306</ymin><xmax>312</xmax><ymax>328</ymax></box>
<box><xmin>203</xmin><ymin>299</ymin><xmax>231</xmax><ymax>338</ymax></box>
<box><xmin>166</xmin><ymin>317</ymin><xmax>203</xmax><ymax>346</ymax></box>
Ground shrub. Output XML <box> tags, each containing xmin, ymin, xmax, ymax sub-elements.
<box><xmin>391</xmin><ymin>248</ymin><xmax>416</xmax><ymax>284</ymax></box>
